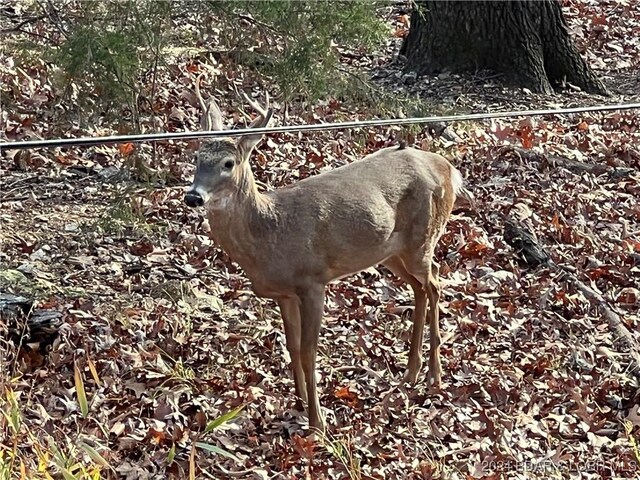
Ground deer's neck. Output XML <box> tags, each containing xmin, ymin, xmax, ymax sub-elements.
<box><xmin>232</xmin><ymin>164</ymin><xmax>273</xmax><ymax>215</ymax></box>
<box><xmin>206</xmin><ymin>165</ymin><xmax>277</xmax><ymax>272</ymax></box>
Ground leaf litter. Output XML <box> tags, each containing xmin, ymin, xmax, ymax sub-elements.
<box><xmin>1</xmin><ymin>1</ymin><xmax>639</xmax><ymax>479</ymax></box>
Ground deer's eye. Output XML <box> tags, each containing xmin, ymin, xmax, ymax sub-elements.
<box><xmin>224</xmin><ymin>160</ymin><xmax>234</xmax><ymax>169</ymax></box>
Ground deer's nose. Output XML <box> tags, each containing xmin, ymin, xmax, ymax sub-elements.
<box><xmin>184</xmin><ymin>191</ymin><xmax>204</xmax><ymax>208</ymax></box>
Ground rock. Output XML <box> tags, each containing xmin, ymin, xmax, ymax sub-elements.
<box><xmin>402</xmin><ymin>71</ymin><xmax>418</xmax><ymax>85</ymax></box>
<box><xmin>0</xmin><ymin>292</ymin><xmax>62</xmax><ymax>348</ymax></box>
<box><xmin>0</xmin><ymin>269</ymin><xmax>30</xmax><ymax>290</ymax></box>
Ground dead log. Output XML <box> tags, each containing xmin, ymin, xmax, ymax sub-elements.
<box><xmin>503</xmin><ymin>218</ymin><xmax>550</xmax><ymax>268</ymax></box>
<box><xmin>497</xmin><ymin>146</ymin><xmax>635</xmax><ymax>178</ymax></box>
<box><xmin>0</xmin><ymin>293</ymin><xmax>62</xmax><ymax>350</ymax></box>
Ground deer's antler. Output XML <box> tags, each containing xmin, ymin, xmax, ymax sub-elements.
<box><xmin>195</xmin><ymin>74</ymin><xmax>224</xmax><ymax>131</ymax></box>
<box><xmin>242</xmin><ymin>92</ymin><xmax>273</xmax><ymax>129</ymax></box>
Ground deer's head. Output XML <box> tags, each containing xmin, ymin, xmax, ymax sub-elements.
<box><xmin>185</xmin><ymin>76</ymin><xmax>272</xmax><ymax>209</ymax></box>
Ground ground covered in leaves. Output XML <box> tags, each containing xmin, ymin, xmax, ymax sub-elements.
<box><xmin>1</xmin><ymin>1</ymin><xmax>640</xmax><ymax>479</ymax></box>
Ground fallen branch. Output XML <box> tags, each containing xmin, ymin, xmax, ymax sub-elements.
<box><xmin>498</xmin><ymin>146</ymin><xmax>635</xmax><ymax>178</ymax></box>
<box><xmin>556</xmin><ymin>267</ymin><xmax>640</xmax><ymax>364</ymax></box>
<box><xmin>0</xmin><ymin>14</ymin><xmax>46</xmax><ymax>35</ymax></box>
<box><xmin>503</xmin><ymin>217</ymin><xmax>640</xmax><ymax>380</ymax></box>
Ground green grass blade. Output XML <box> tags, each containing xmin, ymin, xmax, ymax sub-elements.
<box><xmin>195</xmin><ymin>441</ymin><xmax>241</xmax><ymax>463</ymax></box>
<box><xmin>78</xmin><ymin>441</ymin><xmax>111</xmax><ymax>469</ymax></box>
<box><xmin>166</xmin><ymin>443</ymin><xmax>176</xmax><ymax>464</ymax></box>
<box><xmin>204</xmin><ymin>405</ymin><xmax>243</xmax><ymax>433</ymax></box>
<box><xmin>74</xmin><ymin>363</ymin><xmax>89</xmax><ymax>418</ymax></box>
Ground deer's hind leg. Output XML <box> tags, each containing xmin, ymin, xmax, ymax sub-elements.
<box><xmin>401</xmin><ymin>252</ymin><xmax>442</xmax><ymax>388</ymax></box>
<box><xmin>383</xmin><ymin>256</ymin><xmax>428</xmax><ymax>385</ymax></box>
<box><xmin>423</xmin><ymin>262</ymin><xmax>442</xmax><ymax>387</ymax></box>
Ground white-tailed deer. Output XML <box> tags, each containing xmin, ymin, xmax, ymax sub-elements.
<box><xmin>185</xmin><ymin>76</ymin><xmax>472</xmax><ymax>431</ymax></box>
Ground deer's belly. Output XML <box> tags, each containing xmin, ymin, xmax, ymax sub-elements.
<box><xmin>250</xmin><ymin>281</ymin><xmax>292</xmax><ymax>298</ymax></box>
<box><xmin>235</xmin><ymin>230</ymin><xmax>404</xmax><ymax>297</ymax></box>
<box><xmin>325</xmin><ymin>232</ymin><xmax>404</xmax><ymax>281</ymax></box>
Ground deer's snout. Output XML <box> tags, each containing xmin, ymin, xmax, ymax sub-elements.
<box><xmin>184</xmin><ymin>191</ymin><xmax>204</xmax><ymax>208</ymax></box>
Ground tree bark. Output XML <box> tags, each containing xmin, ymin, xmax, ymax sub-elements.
<box><xmin>401</xmin><ymin>0</ymin><xmax>608</xmax><ymax>95</ymax></box>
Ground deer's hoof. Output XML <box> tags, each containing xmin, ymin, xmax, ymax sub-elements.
<box><xmin>308</xmin><ymin>418</ymin><xmax>326</xmax><ymax>435</ymax></box>
<box><xmin>294</xmin><ymin>398</ymin><xmax>305</xmax><ymax>412</ymax></box>
<box><xmin>426</xmin><ymin>372</ymin><xmax>442</xmax><ymax>389</ymax></box>
<box><xmin>402</xmin><ymin>370</ymin><xmax>419</xmax><ymax>386</ymax></box>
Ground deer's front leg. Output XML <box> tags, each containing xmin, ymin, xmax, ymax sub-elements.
<box><xmin>277</xmin><ymin>297</ymin><xmax>307</xmax><ymax>410</ymax></box>
<box><xmin>299</xmin><ymin>284</ymin><xmax>325</xmax><ymax>432</ymax></box>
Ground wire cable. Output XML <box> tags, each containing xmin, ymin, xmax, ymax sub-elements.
<box><xmin>1</xmin><ymin>102</ymin><xmax>639</xmax><ymax>151</ymax></box>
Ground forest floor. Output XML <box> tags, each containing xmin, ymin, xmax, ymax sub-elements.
<box><xmin>1</xmin><ymin>1</ymin><xmax>640</xmax><ymax>479</ymax></box>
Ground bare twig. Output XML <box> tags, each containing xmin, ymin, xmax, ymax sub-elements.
<box><xmin>554</xmin><ymin>265</ymin><xmax>640</xmax><ymax>378</ymax></box>
<box><xmin>0</xmin><ymin>14</ymin><xmax>46</xmax><ymax>35</ymax></box>
<box><xmin>332</xmin><ymin>364</ymin><xmax>388</xmax><ymax>384</ymax></box>
<box><xmin>504</xmin><ymin>217</ymin><xmax>640</xmax><ymax>380</ymax></box>
<box><xmin>37</xmin><ymin>0</ymin><xmax>69</xmax><ymax>38</ymax></box>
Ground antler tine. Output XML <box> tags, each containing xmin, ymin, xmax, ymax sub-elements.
<box><xmin>242</xmin><ymin>92</ymin><xmax>273</xmax><ymax>129</ymax></box>
<box><xmin>195</xmin><ymin>74</ymin><xmax>224</xmax><ymax>131</ymax></box>
<box><xmin>194</xmin><ymin>74</ymin><xmax>209</xmax><ymax>131</ymax></box>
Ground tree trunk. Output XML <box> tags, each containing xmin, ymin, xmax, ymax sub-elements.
<box><xmin>401</xmin><ymin>0</ymin><xmax>608</xmax><ymax>95</ymax></box>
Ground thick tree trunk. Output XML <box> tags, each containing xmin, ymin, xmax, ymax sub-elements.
<box><xmin>401</xmin><ymin>0</ymin><xmax>608</xmax><ymax>95</ymax></box>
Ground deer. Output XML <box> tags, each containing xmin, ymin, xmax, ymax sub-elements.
<box><xmin>184</xmin><ymin>76</ymin><xmax>472</xmax><ymax>431</ymax></box>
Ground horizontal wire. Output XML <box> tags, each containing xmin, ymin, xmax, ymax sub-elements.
<box><xmin>1</xmin><ymin>102</ymin><xmax>639</xmax><ymax>151</ymax></box>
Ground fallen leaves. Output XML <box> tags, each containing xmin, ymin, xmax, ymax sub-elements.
<box><xmin>1</xmin><ymin>0</ymin><xmax>639</xmax><ymax>479</ymax></box>
<box><xmin>118</xmin><ymin>143</ymin><xmax>135</xmax><ymax>156</ymax></box>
